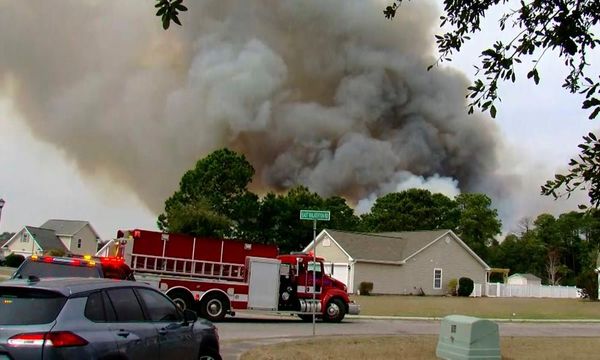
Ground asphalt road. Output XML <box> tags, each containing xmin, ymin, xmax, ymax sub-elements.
<box><xmin>218</xmin><ymin>313</ymin><xmax>600</xmax><ymax>360</ymax></box>
<box><xmin>2</xmin><ymin>269</ymin><xmax>597</xmax><ymax>360</ymax></box>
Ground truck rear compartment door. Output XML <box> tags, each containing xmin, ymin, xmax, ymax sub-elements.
<box><xmin>247</xmin><ymin>257</ymin><xmax>280</xmax><ymax>311</ymax></box>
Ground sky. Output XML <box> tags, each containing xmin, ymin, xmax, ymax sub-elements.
<box><xmin>0</xmin><ymin>0</ymin><xmax>597</xmax><ymax>240</ymax></box>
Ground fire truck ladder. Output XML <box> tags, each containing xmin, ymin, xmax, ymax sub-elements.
<box><xmin>129</xmin><ymin>253</ymin><xmax>245</xmax><ymax>281</ymax></box>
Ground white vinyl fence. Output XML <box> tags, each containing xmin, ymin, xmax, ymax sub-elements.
<box><xmin>471</xmin><ymin>283</ymin><xmax>581</xmax><ymax>299</ymax></box>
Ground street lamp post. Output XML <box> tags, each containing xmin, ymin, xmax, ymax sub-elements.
<box><xmin>0</xmin><ymin>198</ymin><xmax>5</xmax><ymax>231</ymax></box>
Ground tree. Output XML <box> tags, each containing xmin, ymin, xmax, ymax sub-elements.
<box><xmin>158</xmin><ymin>198</ymin><xmax>231</xmax><ymax>237</ymax></box>
<box><xmin>258</xmin><ymin>186</ymin><xmax>359</xmax><ymax>253</ymax></box>
<box><xmin>360</xmin><ymin>189</ymin><xmax>459</xmax><ymax>232</ymax></box>
<box><xmin>546</xmin><ymin>249</ymin><xmax>567</xmax><ymax>285</ymax></box>
<box><xmin>385</xmin><ymin>1</ymin><xmax>600</xmax><ymax>208</ymax></box>
<box><xmin>158</xmin><ymin>148</ymin><xmax>257</xmax><ymax>238</ymax></box>
<box><xmin>488</xmin><ymin>232</ymin><xmax>546</xmax><ymax>277</ymax></box>
<box><xmin>455</xmin><ymin>193</ymin><xmax>502</xmax><ymax>260</ymax></box>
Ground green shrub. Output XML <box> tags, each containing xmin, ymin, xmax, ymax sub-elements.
<box><xmin>4</xmin><ymin>253</ymin><xmax>25</xmax><ymax>268</ymax></box>
<box><xmin>358</xmin><ymin>282</ymin><xmax>374</xmax><ymax>295</ymax></box>
<box><xmin>447</xmin><ymin>278</ymin><xmax>458</xmax><ymax>296</ymax></box>
<box><xmin>457</xmin><ymin>277</ymin><xmax>474</xmax><ymax>297</ymax></box>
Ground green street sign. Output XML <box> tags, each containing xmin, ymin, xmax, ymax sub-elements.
<box><xmin>300</xmin><ymin>210</ymin><xmax>330</xmax><ymax>221</ymax></box>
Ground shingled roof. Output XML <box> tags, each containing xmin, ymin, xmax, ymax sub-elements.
<box><xmin>40</xmin><ymin>220</ymin><xmax>89</xmax><ymax>236</ymax></box>
<box><xmin>322</xmin><ymin>229</ymin><xmax>450</xmax><ymax>263</ymax></box>
<box><xmin>25</xmin><ymin>226</ymin><xmax>68</xmax><ymax>252</ymax></box>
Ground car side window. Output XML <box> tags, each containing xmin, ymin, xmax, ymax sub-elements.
<box><xmin>106</xmin><ymin>288</ymin><xmax>145</xmax><ymax>322</ymax></box>
<box><xmin>85</xmin><ymin>291</ymin><xmax>117</xmax><ymax>322</ymax></box>
<box><xmin>84</xmin><ymin>291</ymin><xmax>105</xmax><ymax>322</ymax></box>
<box><xmin>136</xmin><ymin>288</ymin><xmax>182</xmax><ymax>322</ymax></box>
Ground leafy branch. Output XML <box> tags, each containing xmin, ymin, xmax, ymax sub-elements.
<box><xmin>385</xmin><ymin>0</ymin><xmax>600</xmax><ymax>120</ymax></box>
<box><xmin>541</xmin><ymin>132</ymin><xmax>600</xmax><ymax>209</ymax></box>
<box><xmin>155</xmin><ymin>0</ymin><xmax>188</xmax><ymax>30</ymax></box>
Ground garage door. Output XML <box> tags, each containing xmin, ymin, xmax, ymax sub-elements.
<box><xmin>324</xmin><ymin>262</ymin><xmax>349</xmax><ymax>289</ymax></box>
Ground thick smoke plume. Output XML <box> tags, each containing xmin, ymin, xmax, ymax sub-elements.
<box><xmin>0</xmin><ymin>1</ymin><xmax>502</xmax><ymax>215</ymax></box>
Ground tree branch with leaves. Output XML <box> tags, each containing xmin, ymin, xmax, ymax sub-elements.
<box><xmin>385</xmin><ymin>0</ymin><xmax>600</xmax><ymax>119</ymax></box>
<box><xmin>155</xmin><ymin>0</ymin><xmax>188</xmax><ymax>30</ymax></box>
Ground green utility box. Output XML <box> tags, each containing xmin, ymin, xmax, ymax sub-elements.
<box><xmin>436</xmin><ymin>315</ymin><xmax>500</xmax><ymax>360</ymax></box>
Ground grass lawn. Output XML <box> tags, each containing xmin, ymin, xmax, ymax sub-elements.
<box><xmin>351</xmin><ymin>294</ymin><xmax>600</xmax><ymax>319</ymax></box>
<box><xmin>241</xmin><ymin>296</ymin><xmax>600</xmax><ymax>359</ymax></box>
<box><xmin>241</xmin><ymin>335</ymin><xmax>600</xmax><ymax>360</ymax></box>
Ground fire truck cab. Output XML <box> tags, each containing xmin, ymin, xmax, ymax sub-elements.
<box><xmin>99</xmin><ymin>229</ymin><xmax>359</xmax><ymax>322</ymax></box>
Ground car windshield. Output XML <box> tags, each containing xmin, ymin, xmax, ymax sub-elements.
<box><xmin>0</xmin><ymin>287</ymin><xmax>67</xmax><ymax>325</ymax></box>
<box><xmin>14</xmin><ymin>261</ymin><xmax>101</xmax><ymax>279</ymax></box>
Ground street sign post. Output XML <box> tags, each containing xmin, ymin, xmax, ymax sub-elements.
<box><xmin>300</xmin><ymin>210</ymin><xmax>331</xmax><ymax>221</ymax></box>
<box><xmin>299</xmin><ymin>209</ymin><xmax>330</xmax><ymax>336</ymax></box>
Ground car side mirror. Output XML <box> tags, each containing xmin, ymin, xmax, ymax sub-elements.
<box><xmin>183</xmin><ymin>309</ymin><xmax>198</xmax><ymax>324</ymax></box>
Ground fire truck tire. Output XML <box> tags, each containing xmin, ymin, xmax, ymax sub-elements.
<box><xmin>168</xmin><ymin>290</ymin><xmax>194</xmax><ymax>311</ymax></box>
<box><xmin>323</xmin><ymin>298</ymin><xmax>346</xmax><ymax>323</ymax></box>
<box><xmin>199</xmin><ymin>292</ymin><xmax>229</xmax><ymax>322</ymax></box>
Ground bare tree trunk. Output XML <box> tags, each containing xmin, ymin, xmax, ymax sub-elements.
<box><xmin>546</xmin><ymin>249</ymin><xmax>562</xmax><ymax>285</ymax></box>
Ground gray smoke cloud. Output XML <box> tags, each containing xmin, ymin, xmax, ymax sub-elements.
<box><xmin>0</xmin><ymin>0</ymin><xmax>503</xmax><ymax>215</ymax></box>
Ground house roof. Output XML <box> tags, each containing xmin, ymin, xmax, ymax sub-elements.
<box><xmin>321</xmin><ymin>229</ymin><xmax>448</xmax><ymax>262</ymax></box>
<box><xmin>509</xmin><ymin>273</ymin><xmax>541</xmax><ymax>281</ymax></box>
<box><xmin>40</xmin><ymin>219</ymin><xmax>90</xmax><ymax>236</ymax></box>
<box><xmin>314</xmin><ymin>229</ymin><xmax>490</xmax><ymax>269</ymax></box>
<box><xmin>25</xmin><ymin>226</ymin><xmax>68</xmax><ymax>252</ymax></box>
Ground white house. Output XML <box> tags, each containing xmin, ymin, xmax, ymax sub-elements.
<box><xmin>4</xmin><ymin>226</ymin><xmax>68</xmax><ymax>256</ymax></box>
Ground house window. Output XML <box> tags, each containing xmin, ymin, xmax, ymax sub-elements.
<box><xmin>433</xmin><ymin>268</ymin><xmax>442</xmax><ymax>289</ymax></box>
<box><xmin>21</xmin><ymin>234</ymin><xmax>28</xmax><ymax>243</ymax></box>
<box><xmin>77</xmin><ymin>239</ymin><xmax>82</xmax><ymax>249</ymax></box>
<box><xmin>322</xmin><ymin>236</ymin><xmax>331</xmax><ymax>247</ymax></box>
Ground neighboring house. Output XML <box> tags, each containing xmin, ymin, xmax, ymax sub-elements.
<box><xmin>507</xmin><ymin>273</ymin><xmax>542</xmax><ymax>286</ymax></box>
<box><xmin>39</xmin><ymin>220</ymin><xmax>100</xmax><ymax>256</ymax></box>
<box><xmin>4</xmin><ymin>226</ymin><xmax>68</xmax><ymax>256</ymax></box>
<box><xmin>303</xmin><ymin>229</ymin><xmax>491</xmax><ymax>295</ymax></box>
<box><xmin>3</xmin><ymin>220</ymin><xmax>100</xmax><ymax>257</ymax></box>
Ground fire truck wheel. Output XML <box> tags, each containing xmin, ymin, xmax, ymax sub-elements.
<box><xmin>199</xmin><ymin>293</ymin><xmax>229</xmax><ymax>322</ymax></box>
<box><xmin>323</xmin><ymin>298</ymin><xmax>346</xmax><ymax>323</ymax></box>
<box><xmin>168</xmin><ymin>290</ymin><xmax>194</xmax><ymax>311</ymax></box>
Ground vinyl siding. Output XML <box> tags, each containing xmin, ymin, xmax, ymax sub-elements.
<box><xmin>6</xmin><ymin>229</ymin><xmax>40</xmax><ymax>256</ymax></box>
<box><xmin>353</xmin><ymin>234</ymin><xmax>487</xmax><ymax>295</ymax></box>
<box><xmin>311</xmin><ymin>233</ymin><xmax>351</xmax><ymax>263</ymax></box>
<box><xmin>71</xmin><ymin>225</ymin><xmax>98</xmax><ymax>255</ymax></box>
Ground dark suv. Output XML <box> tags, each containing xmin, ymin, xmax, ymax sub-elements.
<box><xmin>11</xmin><ymin>255</ymin><xmax>135</xmax><ymax>281</ymax></box>
<box><xmin>0</xmin><ymin>277</ymin><xmax>221</xmax><ymax>359</ymax></box>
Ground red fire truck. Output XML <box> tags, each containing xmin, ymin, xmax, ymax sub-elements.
<box><xmin>101</xmin><ymin>229</ymin><xmax>359</xmax><ymax>322</ymax></box>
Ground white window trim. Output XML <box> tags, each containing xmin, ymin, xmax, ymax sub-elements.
<box><xmin>433</xmin><ymin>268</ymin><xmax>443</xmax><ymax>289</ymax></box>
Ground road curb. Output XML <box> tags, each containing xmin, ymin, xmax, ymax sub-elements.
<box><xmin>346</xmin><ymin>314</ymin><xmax>600</xmax><ymax>323</ymax></box>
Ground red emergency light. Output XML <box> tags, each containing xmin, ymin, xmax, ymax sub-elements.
<box><xmin>100</xmin><ymin>256</ymin><xmax>124</xmax><ymax>264</ymax></box>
